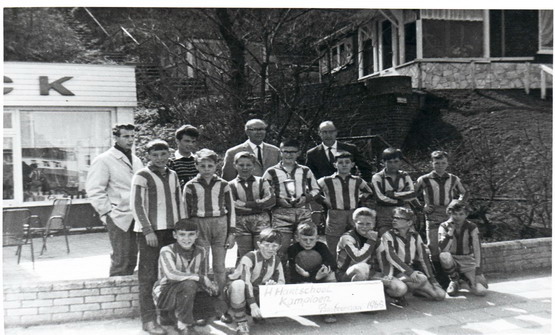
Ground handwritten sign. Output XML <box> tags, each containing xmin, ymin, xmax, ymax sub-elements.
<box><xmin>259</xmin><ymin>281</ymin><xmax>386</xmax><ymax>317</ymax></box>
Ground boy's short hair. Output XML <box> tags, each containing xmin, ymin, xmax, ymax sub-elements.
<box><xmin>146</xmin><ymin>139</ymin><xmax>170</xmax><ymax>153</ymax></box>
<box><xmin>382</xmin><ymin>148</ymin><xmax>402</xmax><ymax>161</ymax></box>
<box><xmin>174</xmin><ymin>219</ymin><xmax>198</xmax><ymax>232</ymax></box>
<box><xmin>112</xmin><ymin>123</ymin><xmax>135</xmax><ymax>137</ymax></box>
<box><xmin>280</xmin><ymin>139</ymin><xmax>300</xmax><ymax>149</ymax></box>
<box><xmin>234</xmin><ymin>151</ymin><xmax>257</xmax><ymax>164</ymax></box>
<box><xmin>334</xmin><ymin>151</ymin><xmax>353</xmax><ymax>162</ymax></box>
<box><xmin>392</xmin><ymin>207</ymin><xmax>415</xmax><ymax>222</ymax></box>
<box><xmin>258</xmin><ymin>228</ymin><xmax>283</xmax><ymax>245</ymax></box>
<box><xmin>352</xmin><ymin>207</ymin><xmax>377</xmax><ymax>221</ymax></box>
<box><xmin>175</xmin><ymin>125</ymin><xmax>199</xmax><ymax>140</ymax></box>
<box><xmin>431</xmin><ymin>150</ymin><xmax>449</xmax><ymax>160</ymax></box>
<box><xmin>194</xmin><ymin>148</ymin><xmax>219</xmax><ymax>164</ymax></box>
<box><xmin>446</xmin><ymin>200</ymin><xmax>469</xmax><ymax>215</ymax></box>
<box><xmin>296</xmin><ymin>223</ymin><xmax>317</xmax><ymax>236</ymax></box>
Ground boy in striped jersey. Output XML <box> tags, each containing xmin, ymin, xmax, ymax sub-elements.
<box><xmin>167</xmin><ymin>125</ymin><xmax>199</xmax><ymax>189</ymax></box>
<box><xmin>153</xmin><ymin>219</ymin><xmax>219</xmax><ymax>334</ymax></box>
<box><xmin>336</xmin><ymin>208</ymin><xmax>406</xmax><ymax>300</ymax></box>
<box><xmin>415</xmin><ymin>150</ymin><xmax>467</xmax><ymax>265</ymax></box>
<box><xmin>317</xmin><ymin>151</ymin><xmax>373</xmax><ymax>259</ymax></box>
<box><xmin>229</xmin><ymin>151</ymin><xmax>276</xmax><ymax>261</ymax></box>
<box><xmin>371</xmin><ymin>148</ymin><xmax>418</xmax><ymax>237</ymax></box>
<box><xmin>183</xmin><ymin>149</ymin><xmax>236</xmax><ymax>295</ymax></box>
<box><xmin>131</xmin><ymin>140</ymin><xmax>186</xmax><ymax>335</ymax></box>
<box><xmin>381</xmin><ymin>207</ymin><xmax>446</xmax><ymax>307</ymax></box>
<box><xmin>225</xmin><ymin>228</ymin><xmax>285</xmax><ymax>335</ymax></box>
<box><xmin>438</xmin><ymin>200</ymin><xmax>487</xmax><ymax>297</ymax></box>
<box><xmin>262</xmin><ymin>139</ymin><xmax>320</xmax><ymax>259</ymax></box>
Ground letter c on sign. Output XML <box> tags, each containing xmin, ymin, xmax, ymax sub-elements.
<box><xmin>4</xmin><ymin>76</ymin><xmax>13</xmax><ymax>95</ymax></box>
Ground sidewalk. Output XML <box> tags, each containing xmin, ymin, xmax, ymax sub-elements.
<box><xmin>2</xmin><ymin>232</ymin><xmax>238</xmax><ymax>285</ymax></box>
<box><xmin>4</xmin><ymin>270</ymin><xmax>551</xmax><ymax>335</ymax></box>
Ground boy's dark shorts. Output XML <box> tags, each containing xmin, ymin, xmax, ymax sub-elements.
<box><xmin>236</xmin><ymin>212</ymin><xmax>271</xmax><ymax>236</ymax></box>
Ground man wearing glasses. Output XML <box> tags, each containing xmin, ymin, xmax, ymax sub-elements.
<box><xmin>306</xmin><ymin>121</ymin><xmax>372</xmax><ymax>182</ymax></box>
<box><xmin>222</xmin><ymin>119</ymin><xmax>281</xmax><ymax>181</ymax></box>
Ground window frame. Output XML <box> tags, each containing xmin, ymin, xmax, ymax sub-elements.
<box><xmin>3</xmin><ymin>107</ymin><xmax>116</xmax><ymax>208</ymax></box>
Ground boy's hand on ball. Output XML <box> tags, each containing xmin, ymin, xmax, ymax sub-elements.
<box><xmin>295</xmin><ymin>264</ymin><xmax>310</xmax><ymax>277</ymax></box>
<box><xmin>315</xmin><ymin>265</ymin><xmax>331</xmax><ymax>280</ymax></box>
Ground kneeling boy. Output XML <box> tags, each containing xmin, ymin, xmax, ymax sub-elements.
<box><xmin>153</xmin><ymin>219</ymin><xmax>219</xmax><ymax>335</ymax></box>
<box><xmin>225</xmin><ymin>228</ymin><xmax>285</xmax><ymax>335</ymax></box>
<box><xmin>336</xmin><ymin>208</ymin><xmax>406</xmax><ymax>302</ymax></box>
<box><xmin>381</xmin><ymin>207</ymin><xmax>446</xmax><ymax>306</ymax></box>
<box><xmin>287</xmin><ymin>223</ymin><xmax>337</xmax><ymax>323</ymax></box>
<box><xmin>438</xmin><ymin>200</ymin><xmax>487</xmax><ymax>297</ymax></box>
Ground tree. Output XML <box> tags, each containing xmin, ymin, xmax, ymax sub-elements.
<box><xmin>4</xmin><ymin>8</ymin><xmax>100</xmax><ymax>63</ymax></box>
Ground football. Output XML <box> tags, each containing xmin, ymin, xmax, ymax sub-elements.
<box><xmin>295</xmin><ymin>250</ymin><xmax>323</xmax><ymax>273</ymax></box>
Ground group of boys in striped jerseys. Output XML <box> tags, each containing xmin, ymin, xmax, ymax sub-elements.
<box><xmin>128</xmin><ymin>121</ymin><xmax>487</xmax><ymax>335</ymax></box>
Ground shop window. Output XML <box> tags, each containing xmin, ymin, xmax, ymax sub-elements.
<box><xmin>422</xmin><ymin>19</ymin><xmax>483</xmax><ymax>58</ymax></box>
<box><xmin>20</xmin><ymin>110</ymin><xmax>111</xmax><ymax>202</ymax></box>
<box><xmin>3</xmin><ymin>137</ymin><xmax>14</xmax><ymax>200</ymax></box>
<box><xmin>490</xmin><ymin>10</ymin><xmax>539</xmax><ymax>57</ymax></box>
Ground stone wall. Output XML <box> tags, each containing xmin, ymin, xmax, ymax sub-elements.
<box><xmin>482</xmin><ymin>237</ymin><xmax>552</xmax><ymax>274</ymax></box>
<box><xmin>3</xmin><ymin>276</ymin><xmax>139</xmax><ymax>327</ymax></box>
<box><xmin>395</xmin><ymin>61</ymin><xmax>554</xmax><ymax>90</ymax></box>
<box><xmin>3</xmin><ymin>237</ymin><xmax>551</xmax><ymax>327</ymax></box>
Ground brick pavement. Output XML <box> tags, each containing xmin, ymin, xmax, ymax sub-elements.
<box><xmin>3</xmin><ymin>270</ymin><xmax>551</xmax><ymax>335</ymax></box>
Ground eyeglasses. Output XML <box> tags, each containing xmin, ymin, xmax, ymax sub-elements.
<box><xmin>247</xmin><ymin>128</ymin><xmax>266</xmax><ymax>132</ymax></box>
<box><xmin>281</xmin><ymin>150</ymin><xmax>298</xmax><ymax>154</ymax></box>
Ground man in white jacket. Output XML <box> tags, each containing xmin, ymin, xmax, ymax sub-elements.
<box><xmin>86</xmin><ymin>124</ymin><xmax>144</xmax><ymax>277</ymax></box>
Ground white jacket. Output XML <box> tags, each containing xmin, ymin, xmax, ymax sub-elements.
<box><xmin>86</xmin><ymin>147</ymin><xmax>144</xmax><ymax>231</ymax></box>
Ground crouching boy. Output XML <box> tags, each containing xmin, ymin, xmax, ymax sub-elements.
<box><xmin>224</xmin><ymin>228</ymin><xmax>285</xmax><ymax>335</ymax></box>
<box><xmin>381</xmin><ymin>207</ymin><xmax>446</xmax><ymax>307</ymax></box>
<box><xmin>153</xmin><ymin>219</ymin><xmax>219</xmax><ymax>334</ymax></box>
<box><xmin>287</xmin><ymin>223</ymin><xmax>337</xmax><ymax>323</ymax></box>
<box><xmin>336</xmin><ymin>208</ymin><xmax>406</xmax><ymax>302</ymax></box>
<box><xmin>438</xmin><ymin>200</ymin><xmax>487</xmax><ymax>297</ymax></box>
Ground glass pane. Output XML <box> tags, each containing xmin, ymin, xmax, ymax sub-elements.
<box><xmin>3</xmin><ymin>137</ymin><xmax>14</xmax><ymax>200</ymax></box>
<box><xmin>423</xmin><ymin>20</ymin><xmax>483</xmax><ymax>58</ymax></box>
<box><xmin>4</xmin><ymin>111</ymin><xmax>13</xmax><ymax>128</ymax></box>
<box><xmin>20</xmin><ymin>111</ymin><xmax>111</xmax><ymax>202</ymax></box>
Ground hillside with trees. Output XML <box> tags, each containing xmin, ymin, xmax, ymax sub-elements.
<box><xmin>4</xmin><ymin>7</ymin><xmax>551</xmax><ymax>242</ymax></box>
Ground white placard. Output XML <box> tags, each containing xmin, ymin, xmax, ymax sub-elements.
<box><xmin>259</xmin><ymin>280</ymin><xmax>386</xmax><ymax>317</ymax></box>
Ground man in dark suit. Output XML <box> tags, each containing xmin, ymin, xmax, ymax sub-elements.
<box><xmin>306</xmin><ymin>121</ymin><xmax>373</xmax><ymax>182</ymax></box>
<box><xmin>221</xmin><ymin>119</ymin><xmax>281</xmax><ymax>181</ymax></box>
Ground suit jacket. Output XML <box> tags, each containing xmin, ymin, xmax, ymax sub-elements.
<box><xmin>86</xmin><ymin>147</ymin><xmax>144</xmax><ymax>231</ymax></box>
<box><xmin>221</xmin><ymin>141</ymin><xmax>281</xmax><ymax>181</ymax></box>
<box><xmin>305</xmin><ymin>142</ymin><xmax>373</xmax><ymax>182</ymax></box>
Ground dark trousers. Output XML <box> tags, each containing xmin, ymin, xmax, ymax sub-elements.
<box><xmin>106</xmin><ymin>217</ymin><xmax>138</xmax><ymax>277</ymax></box>
<box><xmin>158</xmin><ymin>281</ymin><xmax>219</xmax><ymax>325</ymax></box>
<box><xmin>138</xmin><ymin>229</ymin><xmax>175</xmax><ymax>323</ymax></box>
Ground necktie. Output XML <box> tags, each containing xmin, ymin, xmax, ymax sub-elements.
<box><xmin>328</xmin><ymin>147</ymin><xmax>334</xmax><ymax>163</ymax></box>
<box><xmin>257</xmin><ymin>145</ymin><xmax>263</xmax><ymax>166</ymax></box>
